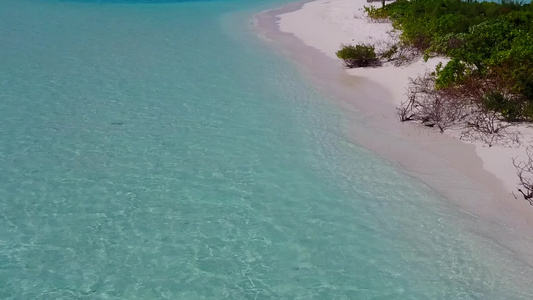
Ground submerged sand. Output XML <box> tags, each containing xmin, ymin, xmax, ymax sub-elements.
<box><xmin>254</xmin><ymin>0</ymin><xmax>533</xmax><ymax>262</ymax></box>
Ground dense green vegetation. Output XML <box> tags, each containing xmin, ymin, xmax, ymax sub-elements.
<box><xmin>336</xmin><ymin>44</ymin><xmax>380</xmax><ymax>67</ymax></box>
<box><xmin>367</xmin><ymin>0</ymin><xmax>533</xmax><ymax>120</ymax></box>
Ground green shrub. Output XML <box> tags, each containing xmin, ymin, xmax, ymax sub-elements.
<box><xmin>336</xmin><ymin>44</ymin><xmax>380</xmax><ymax>68</ymax></box>
<box><xmin>366</xmin><ymin>0</ymin><xmax>533</xmax><ymax>111</ymax></box>
<box><xmin>364</xmin><ymin>6</ymin><xmax>389</xmax><ymax>20</ymax></box>
<box><xmin>435</xmin><ymin>59</ymin><xmax>468</xmax><ymax>89</ymax></box>
<box><xmin>522</xmin><ymin>101</ymin><xmax>533</xmax><ymax>121</ymax></box>
<box><xmin>482</xmin><ymin>91</ymin><xmax>522</xmax><ymax>121</ymax></box>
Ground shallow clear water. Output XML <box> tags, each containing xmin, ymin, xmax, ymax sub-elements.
<box><xmin>1</xmin><ymin>0</ymin><xmax>533</xmax><ymax>298</ymax></box>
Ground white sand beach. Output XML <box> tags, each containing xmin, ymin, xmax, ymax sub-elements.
<box><xmin>255</xmin><ymin>0</ymin><xmax>533</xmax><ymax>257</ymax></box>
<box><xmin>277</xmin><ymin>0</ymin><xmax>533</xmax><ymax>197</ymax></box>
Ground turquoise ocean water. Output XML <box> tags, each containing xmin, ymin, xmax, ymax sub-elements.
<box><xmin>1</xmin><ymin>0</ymin><xmax>533</xmax><ymax>298</ymax></box>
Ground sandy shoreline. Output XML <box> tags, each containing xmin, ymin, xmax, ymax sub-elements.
<box><xmin>254</xmin><ymin>0</ymin><xmax>533</xmax><ymax>261</ymax></box>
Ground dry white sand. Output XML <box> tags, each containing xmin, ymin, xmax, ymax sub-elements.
<box><xmin>277</xmin><ymin>0</ymin><xmax>533</xmax><ymax>201</ymax></box>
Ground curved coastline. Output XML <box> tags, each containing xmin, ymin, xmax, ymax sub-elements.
<box><xmin>254</xmin><ymin>0</ymin><xmax>533</xmax><ymax>263</ymax></box>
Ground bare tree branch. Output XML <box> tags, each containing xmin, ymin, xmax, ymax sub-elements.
<box><xmin>513</xmin><ymin>147</ymin><xmax>533</xmax><ymax>205</ymax></box>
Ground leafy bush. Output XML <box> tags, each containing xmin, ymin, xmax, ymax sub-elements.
<box><xmin>366</xmin><ymin>0</ymin><xmax>533</xmax><ymax>118</ymax></box>
<box><xmin>364</xmin><ymin>5</ymin><xmax>389</xmax><ymax>20</ymax></box>
<box><xmin>522</xmin><ymin>101</ymin><xmax>533</xmax><ymax>121</ymax></box>
<box><xmin>481</xmin><ymin>91</ymin><xmax>522</xmax><ymax>121</ymax></box>
<box><xmin>435</xmin><ymin>59</ymin><xmax>468</xmax><ymax>89</ymax></box>
<box><xmin>336</xmin><ymin>44</ymin><xmax>380</xmax><ymax>68</ymax></box>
